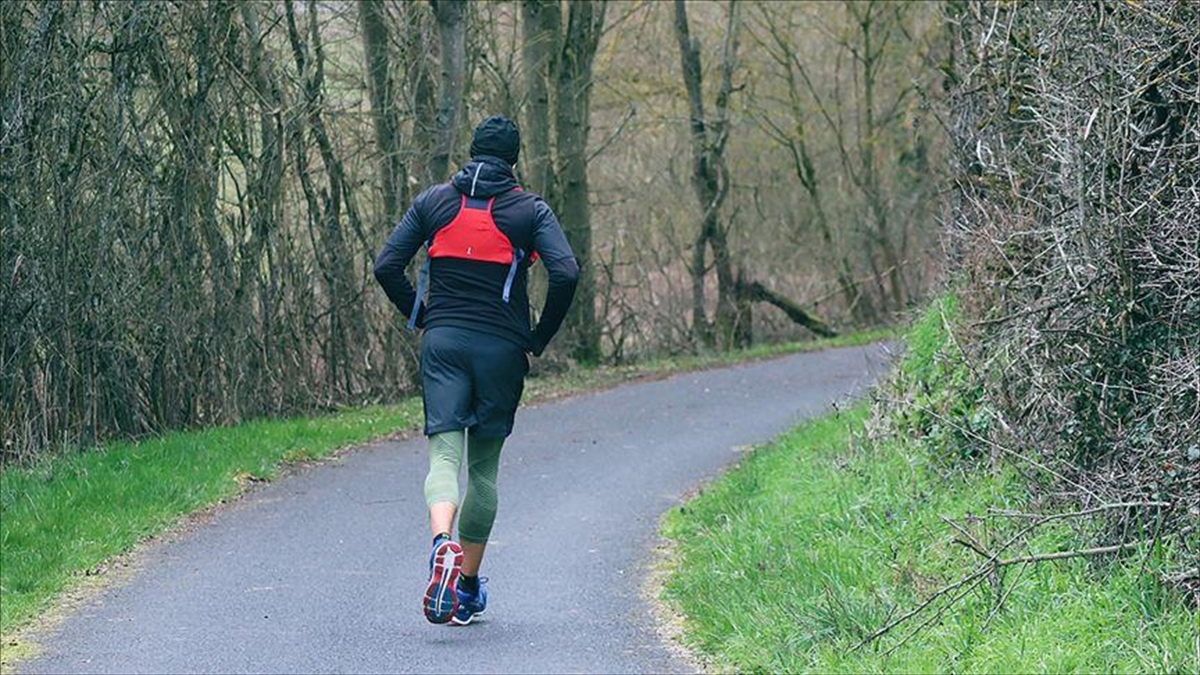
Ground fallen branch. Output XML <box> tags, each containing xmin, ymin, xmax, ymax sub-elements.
<box><xmin>736</xmin><ymin>278</ymin><xmax>837</xmax><ymax>337</ymax></box>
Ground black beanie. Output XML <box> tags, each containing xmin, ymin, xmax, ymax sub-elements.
<box><xmin>469</xmin><ymin>115</ymin><xmax>521</xmax><ymax>166</ymax></box>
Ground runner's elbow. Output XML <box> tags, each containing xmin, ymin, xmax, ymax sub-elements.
<box><xmin>549</xmin><ymin>256</ymin><xmax>580</xmax><ymax>288</ymax></box>
<box><xmin>373</xmin><ymin>250</ymin><xmax>396</xmax><ymax>286</ymax></box>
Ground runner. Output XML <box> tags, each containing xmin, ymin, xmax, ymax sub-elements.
<box><xmin>373</xmin><ymin>115</ymin><xmax>579</xmax><ymax>625</ymax></box>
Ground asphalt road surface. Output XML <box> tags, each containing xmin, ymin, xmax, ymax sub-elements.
<box><xmin>20</xmin><ymin>343</ymin><xmax>891</xmax><ymax>674</ymax></box>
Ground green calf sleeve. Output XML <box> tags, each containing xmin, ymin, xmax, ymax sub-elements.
<box><xmin>458</xmin><ymin>435</ymin><xmax>504</xmax><ymax>544</ymax></box>
<box><xmin>424</xmin><ymin>430</ymin><xmax>465</xmax><ymax>507</ymax></box>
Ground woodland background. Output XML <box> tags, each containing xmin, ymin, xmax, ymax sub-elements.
<box><xmin>2</xmin><ymin>0</ymin><xmax>947</xmax><ymax>458</ymax></box>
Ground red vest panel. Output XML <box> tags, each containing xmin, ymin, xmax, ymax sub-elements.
<box><xmin>428</xmin><ymin>196</ymin><xmax>514</xmax><ymax>264</ymax></box>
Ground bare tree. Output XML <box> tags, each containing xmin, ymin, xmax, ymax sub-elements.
<box><xmin>359</xmin><ymin>0</ymin><xmax>422</xmax><ymax>388</ymax></box>
<box><xmin>285</xmin><ymin>0</ymin><xmax>370</xmax><ymax>395</ymax></box>
<box><xmin>554</xmin><ymin>1</ymin><xmax>606</xmax><ymax>363</ymax></box>
<box><xmin>517</xmin><ymin>0</ymin><xmax>605</xmax><ymax>363</ymax></box>
<box><xmin>847</xmin><ymin>1</ymin><xmax>909</xmax><ymax>313</ymax></box>
<box><xmin>236</xmin><ymin>1</ymin><xmax>289</xmax><ymax>406</ymax></box>
<box><xmin>673</xmin><ymin>0</ymin><xmax>742</xmax><ymax>347</ymax></box>
<box><xmin>776</xmin><ymin>2</ymin><xmax>921</xmax><ymax>316</ymax></box>
<box><xmin>752</xmin><ymin>5</ymin><xmax>874</xmax><ymax>325</ymax></box>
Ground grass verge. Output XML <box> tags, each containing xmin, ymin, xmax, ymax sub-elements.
<box><xmin>0</xmin><ymin>329</ymin><xmax>892</xmax><ymax>643</ymax></box>
<box><xmin>661</xmin><ymin>312</ymin><xmax>1198</xmax><ymax>673</ymax></box>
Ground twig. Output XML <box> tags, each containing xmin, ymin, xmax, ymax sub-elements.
<box><xmin>995</xmin><ymin>537</ymin><xmax>1162</xmax><ymax>567</ymax></box>
<box><xmin>941</xmin><ymin>515</ymin><xmax>991</xmax><ymax>558</ymax></box>
<box><xmin>1163</xmin><ymin>568</ymin><xmax>1198</xmax><ymax>584</ymax></box>
<box><xmin>851</xmin><ymin>562</ymin><xmax>994</xmax><ymax>651</ymax></box>
<box><xmin>586</xmin><ymin>105</ymin><xmax>636</xmax><ymax>163</ymax></box>
<box><xmin>982</xmin><ymin>560</ymin><xmax>1029</xmax><ymax>630</ymax></box>
<box><xmin>986</xmin><ymin>501</ymin><xmax>1173</xmax><ymax>522</ymax></box>
<box><xmin>882</xmin><ymin>571</ymin><xmax>990</xmax><ymax>657</ymax></box>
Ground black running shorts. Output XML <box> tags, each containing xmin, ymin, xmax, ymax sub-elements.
<box><xmin>420</xmin><ymin>325</ymin><xmax>529</xmax><ymax>439</ymax></box>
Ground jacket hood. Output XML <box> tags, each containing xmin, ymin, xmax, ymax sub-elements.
<box><xmin>451</xmin><ymin>156</ymin><xmax>519</xmax><ymax>199</ymax></box>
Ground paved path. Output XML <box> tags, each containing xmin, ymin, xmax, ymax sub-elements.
<box><xmin>20</xmin><ymin>344</ymin><xmax>891</xmax><ymax>674</ymax></box>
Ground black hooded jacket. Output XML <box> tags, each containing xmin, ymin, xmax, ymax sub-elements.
<box><xmin>373</xmin><ymin>156</ymin><xmax>579</xmax><ymax>355</ymax></box>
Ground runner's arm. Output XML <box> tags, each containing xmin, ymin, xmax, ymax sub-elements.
<box><xmin>529</xmin><ymin>199</ymin><xmax>579</xmax><ymax>356</ymax></box>
<box><xmin>373</xmin><ymin>200</ymin><xmax>426</xmax><ymax>326</ymax></box>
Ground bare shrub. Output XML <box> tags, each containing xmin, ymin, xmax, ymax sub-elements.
<box><xmin>938</xmin><ymin>0</ymin><xmax>1198</xmax><ymax>589</ymax></box>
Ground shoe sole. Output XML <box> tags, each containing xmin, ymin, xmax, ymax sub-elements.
<box><xmin>423</xmin><ymin>541</ymin><xmax>463</xmax><ymax>624</ymax></box>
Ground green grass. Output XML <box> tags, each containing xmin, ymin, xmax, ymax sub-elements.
<box><xmin>663</xmin><ymin>406</ymin><xmax>1197</xmax><ymax>673</ymax></box>
<box><xmin>661</xmin><ymin>302</ymin><xmax>1199</xmax><ymax>673</ymax></box>
<box><xmin>0</xmin><ymin>330</ymin><xmax>887</xmax><ymax>641</ymax></box>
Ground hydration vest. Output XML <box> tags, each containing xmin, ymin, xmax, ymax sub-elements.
<box><xmin>408</xmin><ymin>190</ymin><xmax>534</xmax><ymax>330</ymax></box>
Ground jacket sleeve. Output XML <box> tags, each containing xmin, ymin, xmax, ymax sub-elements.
<box><xmin>373</xmin><ymin>198</ymin><xmax>427</xmax><ymax>327</ymax></box>
<box><xmin>529</xmin><ymin>198</ymin><xmax>579</xmax><ymax>355</ymax></box>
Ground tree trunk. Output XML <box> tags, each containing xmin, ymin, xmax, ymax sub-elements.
<box><xmin>708</xmin><ymin>2</ymin><xmax>740</xmax><ymax>348</ymax></box>
<box><xmin>675</xmin><ymin>0</ymin><xmax>713</xmax><ymax>345</ymax></box>
<box><xmin>405</xmin><ymin>1</ymin><xmax>438</xmax><ymax>186</ymax></box>
<box><xmin>520</xmin><ymin>0</ymin><xmax>559</xmax><ymax>199</ymax></box>
<box><xmin>673</xmin><ymin>0</ymin><xmax>740</xmax><ymax>350</ymax></box>
<box><xmin>690</xmin><ymin>229</ymin><xmax>711</xmax><ymax>346</ymax></box>
<box><xmin>733</xmin><ymin>268</ymin><xmax>753</xmax><ymax>348</ymax></box>
<box><xmin>783</xmin><ymin>133</ymin><xmax>873</xmax><ymax>324</ymax></box>
<box><xmin>853</xmin><ymin>1</ymin><xmax>908</xmax><ymax>313</ymax></box>
<box><xmin>360</xmin><ymin>0</ymin><xmax>420</xmax><ymax>390</ymax></box>
<box><xmin>553</xmin><ymin>0</ymin><xmax>605</xmax><ymax>364</ymax></box>
<box><xmin>429</xmin><ymin>0</ymin><xmax>467</xmax><ymax>184</ymax></box>
<box><xmin>360</xmin><ymin>0</ymin><xmax>407</xmax><ymax>222</ymax></box>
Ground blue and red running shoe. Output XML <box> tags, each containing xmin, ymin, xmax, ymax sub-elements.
<box><xmin>423</xmin><ymin>538</ymin><xmax>464</xmax><ymax>624</ymax></box>
<box><xmin>452</xmin><ymin>577</ymin><xmax>487</xmax><ymax>625</ymax></box>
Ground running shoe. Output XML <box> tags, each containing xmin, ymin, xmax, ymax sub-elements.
<box><xmin>452</xmin><ymin>576</ymin><xmax>488</xmax><ymax>625</ymax></box>
<box><xmin>423</xmin><ymin>539</ymin><xmax>463</xmax><ymax>624</ymax></box>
